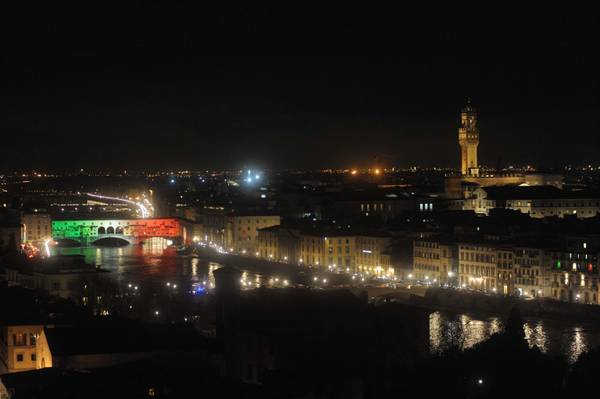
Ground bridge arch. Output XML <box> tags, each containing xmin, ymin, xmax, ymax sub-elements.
<box><xmin>106</xmin><ymin>226</ymin><xmax>115</xmax><ymax>234</ymax></box>
<box><xmin>98</xmin><ymin>226</ymin><xmax>106</xmax><ymax>235</ymax></box>
<box><xmin>92</xmin><ymin>237</ymin><xmax>131</xmax><ymax>246</ymax></box>
<box><xmin>115</xmin><ymin>226</ymin><xmax>124</xmax><ymax>235</ymax></box>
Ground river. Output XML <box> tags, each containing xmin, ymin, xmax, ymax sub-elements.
<box><xmin>53</xmin><ymin>240</ymin><xmax>600</xmax><ymax>363</ymax></box>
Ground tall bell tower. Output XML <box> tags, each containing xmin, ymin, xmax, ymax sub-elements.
<box><xmin>458</xmin><ymin>99</ymin><xmax>479</xmax><ymax>176</ymax></box>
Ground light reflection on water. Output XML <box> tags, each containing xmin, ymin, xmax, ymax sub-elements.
<box><xmin>52</xmin><ymin>244</ymin><xmax>600</xmax><ymax>364</ymax></box>
<box><xmin>52</xmin><ymin>241</ymin><xmax>272</xmax><ymax>289</ymax></box>
<box><xmin>430</xmin><ymin>311</ymin><xmax>599</xmax><ymax>363</ymax></box>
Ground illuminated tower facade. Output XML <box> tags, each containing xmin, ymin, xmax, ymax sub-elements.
<box><xmin>458</xmin><ymin>99</ymin><xmax>479</xmax><ymax>176</ymax></box>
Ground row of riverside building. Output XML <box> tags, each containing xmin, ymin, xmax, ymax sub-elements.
<box><xmin>256</xmin><ymin>224</ymin><xmax>394</xmax><ymax>276</ymax></box>
<box><xmin>413</xmin><ymin>234</ymin><xmax>600</xmax><ymax>304</ymax></box>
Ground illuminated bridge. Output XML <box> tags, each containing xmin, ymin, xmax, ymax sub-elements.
<box><xmin>51</xmin><ymin>218</ymin><xmax>192</xmax><ymax>246</ymax></box>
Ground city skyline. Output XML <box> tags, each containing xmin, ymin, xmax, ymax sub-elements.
<box><xmin>3</xmin><ymin>8</ymin><xmax>600</xmax><ymax>396</ymax></box>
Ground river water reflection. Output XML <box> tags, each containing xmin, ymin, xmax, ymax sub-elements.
<box><xmin>429</xmin><ymin>311</ymin><xmax>600</xmax><ymax>363</ymax></box>
<box><xmin>53</xmin><ymin>243</ymin><xmax>600</xmax><ymax>363</ymax></box>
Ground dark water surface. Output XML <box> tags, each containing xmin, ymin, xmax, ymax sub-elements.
<box><xmin>53</xmin><ymin>241</ymin><xmax>600</xmax><ymax>363</ymax></box>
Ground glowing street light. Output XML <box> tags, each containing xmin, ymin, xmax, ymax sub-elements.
<box><xmin>44</xmin><ymin>238</ymin><xmax>52</xmax><ymax>257</ymax></box>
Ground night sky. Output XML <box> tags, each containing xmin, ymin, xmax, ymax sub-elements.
<box><xmin>1</xmin><ymin>6</ymin><xmax>598</xmax><ymax>171</ymax></box>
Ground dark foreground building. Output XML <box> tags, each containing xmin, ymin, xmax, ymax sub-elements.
<box><xmin>214</xmin><ymin>267</ymin><xmax>431</xmax><ymax>398</ymax></box>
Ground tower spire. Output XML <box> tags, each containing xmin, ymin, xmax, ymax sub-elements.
<box><xmin>458</xmin><ymin>100</ymin><xmax>479</xmax><ymax>176</ymax></box>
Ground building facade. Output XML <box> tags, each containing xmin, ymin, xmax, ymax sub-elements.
<box><xmin>412</xmin><ymin>239</ymin><xmax>455</xmax><ymax>284</ymax></box>
<box><xmin>466</xmin><ymin>186</ymin><xmax>600</xmax><ymax>218</ymax></box>
<box><xmin>0</xmin><ymin>325</ymin><xmax>52</xmax><ymax>374</ymax></box>
<box><xmin>513</xmin><ymin>246</ymin><xmax>546</xmax><ymax>298</ymax></box>
<box><xmin>458</xmin><ymin>243</ymin><xmax>497</xmax><ymax>292</ymax></box>
<box><xmin>21</xmin><ymin>212</ymin><xmax>52</xmax><ymax>246</ymax></box>
<box><xmin>225</xmin><ymin>214</ymin><xmax>281</xmax><ymax>254</ymax></box>
<box><xmin>258</xmin><ymin>226</ymin><xmax>393</xmax><ymax>275</ymax></box>
<box><xmin>355</xmin><ymin>234</ymin><xmax>393</xmax><ymax>276</ymax></box>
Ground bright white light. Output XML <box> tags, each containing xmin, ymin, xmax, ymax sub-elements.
<box><xmin>408</xmin><ymin>274</ymin><xmax>413</xmax><ymax>279</ymax></box>
<box><xmin>86</xmin><ymin>192</ymin><xmax>151</xmax><ymax>218</ymax></box>
<box><xmin>323</xmin><ymin>278</ymin><xmax>327</xmax><ymax>284</ymax></box>
<box><xmin>44</xmin><ymin>238</ymin><xmax>51</xmax><ymax>257</ymax></box>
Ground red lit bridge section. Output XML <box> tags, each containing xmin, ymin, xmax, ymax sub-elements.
<box><xmin>52</xmin><ymin>218</ymin><xmax>192</xmax><ymax>246</ymax></box>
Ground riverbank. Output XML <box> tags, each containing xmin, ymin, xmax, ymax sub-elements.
<box><xmin>193</xmin><ymin>247</ymin><xmax>352</xmax><ymax>286</ymax></box>
<box><xmin>395</xmin><ymin>287</ymin><xmax>600</xmax><ymax>323</ymax></box>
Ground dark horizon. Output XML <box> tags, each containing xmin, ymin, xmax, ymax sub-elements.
<box><xmin>1</xmin><ymin>7</ymin><xmax>598</xmax><ymax>171</ymax></box>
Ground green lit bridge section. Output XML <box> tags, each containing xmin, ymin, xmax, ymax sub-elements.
<box><xmin>52</xmin><ymin>218</ymin><xmax>190</xmax><ymax>246</ymax></box>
